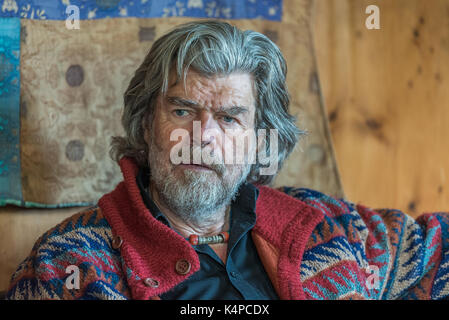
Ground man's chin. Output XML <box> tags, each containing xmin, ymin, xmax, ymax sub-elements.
<box><xmin>170</xmin><ymin>164</ymin><xmax>216</xmax><ymax>183</ymax></box>
<box><xmin>175</xmin><ymin>163</ymin><xmax>222</xmax><ymax>178</ymax></box>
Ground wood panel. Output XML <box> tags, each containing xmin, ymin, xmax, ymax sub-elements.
<box><xmin>0</xmin><ymin>206</ymin><xmax>85</xmax><ymax>291</ymax></box>
<box><xmin>313</xmin><ymin>0</ymin><xmax>449</xmax><ymax>217</ymax></box>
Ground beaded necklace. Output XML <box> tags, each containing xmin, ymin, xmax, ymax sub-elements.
<box><xmin>146</xmin><ymin>185</ymin><xmax>232</xmax><ymax>246</ymax></box>
<box><xmin>188</xmin><ymin>231</ymin><xmax>230</xmax><ymax>245</ymax></box>
<box><xmin>187</xmin><ymin>206</ymin><xmax>231</xmax><ymax>245</ymax></box>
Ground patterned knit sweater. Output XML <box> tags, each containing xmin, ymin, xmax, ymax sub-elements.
<box><xmin>6</xmin><ymin>157</ymin><xmax>449</xmax><ymax>300</ymax></box>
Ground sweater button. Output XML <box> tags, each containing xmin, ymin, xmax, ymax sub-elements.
<box><xmin>175</xmin><ymin>259</ymin><xmax>191</xmax><ymax>275</ymax></box>
<box><xmin>143</xmin><ymin>278</ymin><xmax>159</xmax><ymax>288</ymax></box>
<box><xmin>111</xmin><ymin>235</ymin><xmax>123</xmax><ymax>249</ymax></box>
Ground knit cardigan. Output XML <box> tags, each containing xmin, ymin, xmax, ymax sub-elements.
<box><xmin>6</xmin><ymin>157</ymin><xmax>449</xmax><ymax>300</ymax></box>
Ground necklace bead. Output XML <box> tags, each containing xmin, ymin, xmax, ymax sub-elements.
<box><xmin>189</xmin><ymin>231</ymin><xmax>229</xmax><ymax>245</ymax></box>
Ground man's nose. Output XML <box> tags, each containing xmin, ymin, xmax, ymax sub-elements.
<box><xmin>193</xmin><ymin>112</ymin><xmax>220</xmax><ymax>148</ymax></box>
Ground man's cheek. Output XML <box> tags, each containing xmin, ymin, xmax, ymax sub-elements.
<box><xmin>169</xmin><ymin>128</ymin><xmax>191</xmax><ymax>165</ymax></box>
<box><xmin>222</xmin><ymin>135</ymin><xmax>236</xmax><ymax>165</ymax></box>
<box><xmin>223</xmin><ymin>130</ymin><xmax>257</xmax><ymax>165</ymax></box>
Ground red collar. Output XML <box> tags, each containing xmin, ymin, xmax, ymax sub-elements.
<box><xmin>99</xmin><ymin>157</ymin><xmax>323</xmax><ymax>299</ymax></box>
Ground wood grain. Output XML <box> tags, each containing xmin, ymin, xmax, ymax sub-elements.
<box><xmin>313</xmin><ymin>0</ymin><xmax>449</xmax><ymax>217</ymax></box>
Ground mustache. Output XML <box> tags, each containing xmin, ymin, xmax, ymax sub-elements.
<box><xmin>175</xmin><ymin>145</ymin><xmax>227</xmax><ymax>176</ymax></box>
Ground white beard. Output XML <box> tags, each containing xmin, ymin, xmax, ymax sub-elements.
<box><xmin>147</xmin><ymin>138</ymin><xmax>252</xmax><ymax>225</ymax></box>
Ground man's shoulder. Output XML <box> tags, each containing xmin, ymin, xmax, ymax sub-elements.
<box><xmin>276</xmin><ymin>186</ymin><xmax>357</xmax><ymax>216</ymax></box>
<box><xmin>32</xmin><ymin>206</ymin><xmax>113</xmax><ymax>252</ymax></box>
<box><xmin>6</xmin><ymin>206</ymin><xmax>120</xmax><ymax>299</ymax></box>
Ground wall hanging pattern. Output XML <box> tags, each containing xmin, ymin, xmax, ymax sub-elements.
<box><xmin>0</xmin><ymin>0</ymin><xmax>282</xmax><ymax>20</ymax></box>
<box><xmin>0</xmin><ymin>17</ymin><xmax>21</xmax><ymax>204</ymax></box>
<box><xmin>0</xmin><ymin>0</ymin><xmax>344</xmax><ymax>207</ymax></box>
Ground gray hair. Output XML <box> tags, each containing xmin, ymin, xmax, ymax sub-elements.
<box><xmin>110</xmin><ymin>20</ymin><xmax>305</xmax><ymax>185</ymax></box>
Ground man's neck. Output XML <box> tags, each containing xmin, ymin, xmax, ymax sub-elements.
<box><xmin>148</xmin><ymin>184</ymin><xmax>230</xmax><ymax>238</ymax></box>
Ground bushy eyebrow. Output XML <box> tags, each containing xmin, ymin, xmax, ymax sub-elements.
<box><xmin>216</xmin><ymin>106</ymin><xmax>249</xmax><ymax>117</ymax></box>
<box><xmin>166</xmin><ymin>96</ymin><xmax>249</xmax><ymax>116</ymax></box>
<box><xmin>166</xmin><ymin>96</ymin><xmax>199</xmax><ymax>108</ymax></box>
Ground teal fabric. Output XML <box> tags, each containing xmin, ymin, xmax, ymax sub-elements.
<box><xmin>0</xmin><ymin>17</ymin><xmax>22</xmax><ymax>206</ymax></box>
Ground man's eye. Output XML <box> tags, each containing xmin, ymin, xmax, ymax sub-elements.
<box><xmin>174</xmin><ymin>109</ymin><xmax>189</xmax><ymax>117</ymax></box>
<box><xmin>222</xmin><ymin>116</ymin><xmax>235</xmax><ymax>123</ymax></box>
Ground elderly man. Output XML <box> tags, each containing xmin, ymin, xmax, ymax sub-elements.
<box><xmin>6</xmin><ymin>20</ymin><xmax>449</xmax><ymax>300</ymax></box>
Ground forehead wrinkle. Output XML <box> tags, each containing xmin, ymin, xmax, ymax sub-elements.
<box><xmin>167</xmin><ymin>95</ymin><xmax>249</xmax><ymax>116</ymax></box>
<box><xmin>164</xmin><ymin>71</ymin><xmax>256</xmax><ymax>120</ymax></box>
<box><xmin>170</xmin><ymin>72</ymin><xmax>250</xmax><ymax>100</ymax></box>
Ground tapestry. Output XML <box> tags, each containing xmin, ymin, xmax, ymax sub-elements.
<box><xmin>0</xmin><ymin>17</ymin><xmax>22</xmax><ymax>205</ymax></box>
<box><xmin>0</xmin><ymin>0</ymin><xmax>282</xmax><ymax>20</ymax></box>
<box><xmin>0</xmin><ymin>0</ymin><xmax>344</xmax><ymax>207</ymax></box>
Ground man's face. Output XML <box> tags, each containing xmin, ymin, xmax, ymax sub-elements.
<box><xmin>144</xmin><ymin>69</ymin><xmax>257</xmax><ymax>223</ymax></box>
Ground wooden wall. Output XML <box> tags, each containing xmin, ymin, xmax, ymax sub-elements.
<box><xmin>0</xmin><ymin>206</ymin><xmax>84</xmax><ymax>291</ymax></box>
<box><xmin>313</xmin><ymin>0</ymin><xmax>449</xmax><ymax>216</ymax></box>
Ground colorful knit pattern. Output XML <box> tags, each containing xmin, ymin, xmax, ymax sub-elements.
<box><xmin>6</xmin><ymin>186</ymin><xmax>449</xmax><ymax>300</ymax></box>
<box><xmin>6</xmin><ymin>208</ymin><xmax>131</xmax><ymax>300</ymax></box>
<box><xmin>281</xmin><ymin>187</ymin><xmax>449</xmax><ymax>300</ymax></box>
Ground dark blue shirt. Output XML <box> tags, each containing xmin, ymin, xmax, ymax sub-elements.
<box><xmin>136</xmin><ymin>167</ymin><xmax>279</xmax><ymax>300</ymax></box>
